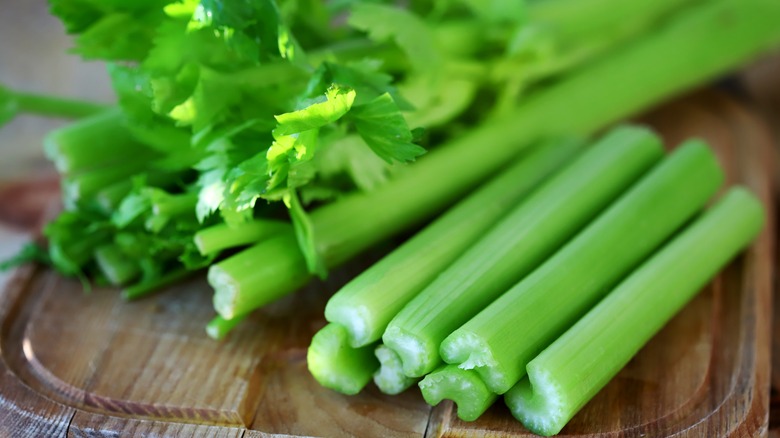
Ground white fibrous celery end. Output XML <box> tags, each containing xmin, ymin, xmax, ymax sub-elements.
<box><xmin>505</xmin><ymin>364</ymin><xmax>568</xmax><ymax>437</ymax></box>
<box><xmin>325</xmin><ymin>304</ymin><xmax>373</xmax><ymax>348</ymax></box>
<box><xmin>373</xmin><ymin>345</ymin><xmax>416</xmax><ymax>395</ymax></box>
<box><xmin>441</xmin><ymin>331</ymin><xmax>507</xmax><ymax>393</ymax></box>
<box><xmin>208</xmin><ymin>265</ymin><xmax>239</xmax><ymax>319</ymax></box>
<box><xmin>382</xmin><ymin>326</ymin><xmax>436</xmax><ymax>377</ymax></box>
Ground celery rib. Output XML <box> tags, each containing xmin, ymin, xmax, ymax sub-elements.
<box><xmin>418</xmin><ymin>365</ymin><xmax>498</xmax><ymax>422</ymax></box>
<box><xmin>383</xmin><ymin>126</ymin><xmax>664</xmax><ymax>378</ymax></box>
<box><xmin>307</xmin><ymin>323</ymin><xmax>379</xmax><ymax>395</ymax></box>
<box><xmin>209</xmin><ymin>232</ymin><xmax>311</xmax><ymax>319</ymax></box>
<box><xmin>324</xmin><ymin>138</ymin><xmax>583</xmax><ymax>348</ymax></box>
<box><xmin>194</xmin><ymin>220</ymin><xmax>292</xmax><ymax>256</ymax></box>
<box><xmin>373</xmin><ymin>345</ymin><xmax>417</xmax><ymax>395</ymax></box>
<box><xmin>206</xmin><ymin>314</ymin><xmax>248</xmax><ymax>340</ymax></box>
<box><xmin>505</xmin><ymin>187</ymin><xmax>765</xmax><ymax>436</ymax></box>
<box><xmin>441</xmin><ymin>140</ymin><xmax>723</xmax><ymax>394</ymax></box>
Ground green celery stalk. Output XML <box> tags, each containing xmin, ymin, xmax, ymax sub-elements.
<box><xmin>418</xmin><ymin>365</ymin><xmax>498</xmax><ymax>422</ymax></box>
<box><xmin>505</xmin><ymin>187</ymin><xmax>765</xmax><ymax>436</ymax></box>
<box><xmin>94</xmin><ymin>244</ymin><xmax>139</xmax><ymax>286</ymax></box>
<box><xmin>324</xmin><ymin>138</ymin><xmax>583</xmax><ymax>348</ymax></box>
<box><xmin>384</xmin><ymin>126</ymin><xmax>664</xmax><ymax>378</ymax></box>
<box><xmin>13</xmin><ymin>90</ymin><xmax>109</xmax><ymax>119</ymax></box>
<box><xmin>373</xmin><ymin>345</ymin><xmax>417</xmax><ymax>395</ymax></box>
<box><xmin>441</xmin><ymin>140</ymin><xmax>723</xmax><ymax>394</ymax></box>
<box><xmin>151</xmin><ymin>192</ymin><xmax>198</xmax><ymax>218</ymax></box>
<box><xmin>44</xmin><ymin>109</ymin><xmax>158</xmax><ymax>175</ymax></box>
<box><xmin>307</xmin><ymin>323</ymin><xmax>379</xmax><ymax>395</ymax></box>
<box><xmin>211</xmin><ymin>0</ymin><xmax>780</xmax><ymax>320</ymax></box>
<box><xmin>206</xmin><ymin>314</ymin><xmax>249</xmax><ymax>340</ymax></box>
<box><xmin>121</xmin><ymin>268</ymin><xmax>194</xmax><ymax>300</ymax></box>
<box><xmin>209</xmin><ymin>232</ymin><xmax>310</xmax><ymax>319</ymax></box>
<box><xmin>195</xmin><ymin>220</ymin><xmax>293</xmax><ymax>256</ymax></box>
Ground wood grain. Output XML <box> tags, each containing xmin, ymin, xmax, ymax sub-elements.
<box><xmin>0</xmin><ymin>89</ymin><xmax>773</xmax><ymax>437</ymax></box>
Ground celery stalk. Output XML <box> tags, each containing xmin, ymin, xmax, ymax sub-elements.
<box><xmin>373</xmin><ymin>345</ymin><xmax>417</xmax><ymax>395</ymax></box>
<box><xmin>325</xmin><ymin>138</ymin><xmax>583</xmax><ymax>348</ymax></box>
<box><xmin>209</xmin><ymin>232</ymin><xmax>310</xmax><ymax>319</ymax></box>
<box><xmin>505</xmin><ymin>187</ymin><xmax>765</xmax><ymax>436</ymax></box>
<box><xmin>307</xmin><ymin>323</ymin><xmax>379</xmax><ymax>395</ymax></box>
<box><xmin>211</xmin><ymin>0</ymin><xmax>780</xmax><ymax>320</ymax></box>
<box><xmin>195</xmin><ymin>220</ymin><xmax>292</xmax><ymax>256</ymax></box>
<box><xmin>13</xmin><ymin>90</ymin><xmax>109</xmax><ymax>119</ymax></box>
<box><xmin>206</xmin><ymin>314</ymin><xmax>249</xmax><ymax>340</ymax></box>
<box><xmin>94</xmin><ymin>244</ymin><xmax>139</xmax><ymax>286</ymax></box>
<box><xmin>419</xmin><ymin>365</ymin><xmax>498</xmax><ymax>422</ymax></box>
<box><xmin>384</xmin><ymin>126</ymin><xmax>664</xmax><ymax>377</ymax></box>
<box><xmin>43</xmin><ymin>109</ymin><xmax>158</xmax><ymax>175</ymax></box>
<box><xmin>441</xmin><ymin>140</ymin><xmax>723</xmax><ymax>394</ymax></box>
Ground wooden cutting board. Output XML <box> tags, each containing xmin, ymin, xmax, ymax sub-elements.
<box><xmin>0</xmin><ymin>89</ymin><xmax>774</xmax><ymax>437</ymax></box>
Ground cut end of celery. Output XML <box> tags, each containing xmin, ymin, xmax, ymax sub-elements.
<box><xmin>419</xmin><ymin>365</ymin><xmax>498</xmax><ymax>422</ymax></box>
<box><xmin>325</xmin><ymin>303</ymin><xmax>375</xmax><ymax>348</ymax></box>
<box><xmin>505</xmin><ymin>364</ymin><xmax>569</xmax><ymax>437</ymax></box>
<box><xmin>383</xmin><ymin>325</ymin><xmax>439</xmax><ymax>378</ymax></box>
<box><xmin>373</xmin><ymin>344</ymin><xmax>417</xmax><ymax>395</ymax></box>
<box><xmin>441</xmin><ymin>330</ymin><xmax>509</xmax><ymax>394</ymax></box>
<box><xmin>307</xmin><ymin>323</ymin><xmax>378</xmax><ymax>395</ymax></box>
<box><xmin>209</xmin><ymin>264</ymin><xmax>240</xmax><ymax>320</ymax></box>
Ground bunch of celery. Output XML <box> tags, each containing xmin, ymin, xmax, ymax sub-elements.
<box><xmin>308</xmin><ymin>123</ymin><xmax>763</xmax><ymax>433</ymax></box>
<box><xmin>1</xmin><ymin>0</ymin><xmax>778</xmax><ymax>339</ymax></box>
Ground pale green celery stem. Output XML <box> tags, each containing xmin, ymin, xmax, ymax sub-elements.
<box><xmin>373</xmin><ymin>345</ymin><xmax>417</xmax><ymax>395</ymax></box>
<box><xmin>211</xmin><ymin>0</ymin><xmax>780</xmax><ymax>320</ymax></box>
<box><xmin>13</xmin><ymin>91</ymin><xmax>109</xmax><ymax>119</ymax></box>
<box><xmin>206</xmin><ymin>314</ymin><xmax>249</xmax><ymax>340</ymax></box>
<box><xmin>419</xmin><ymin>365</ymin><xmax>498</xmax><ymax>422</ymax></box>
<box><xmin>325</xmin><ymin>138</ymin><xmax>582</xmax><ymax>348</ymax></box>
<box><xmin>94</xmin><ymin>244</ymin><xmax>139</xmax><ymax>286</ymax></box>
<box><xmin>152</xmin><ymin>193</ymin><xmax>198</xmax><ymax>217</ymax></box>
<box><xmin>44</xmin><ymin>109</ymin><xmax>157</xmax><ymax>175</ymax></box>
<box><xmin>384</xmin><ymin>126</ymin><xmax>664</xmax><ymax>377</ymax></box>
<box><xmin>441</xmin><ymin>141</ymin><xmax>723</xmax><ymax>394</ymax></box>
<box><xmin>195</xmin><ymin>220</ymin><xmax>292</xmax><ymax>256</ymax></box>
<box><xmin>209</xmin><ymin>232</ymin><xmax>311</xmax><ymax>319</ymax></box>
<box><xmin>526</xmin><ymin>0</ymin><xmax>701</xmax><ymax>44</ymax></box>
<box><xmin>505</xmin><ymin>187</ymin><xmax>765</xmax><ymax>436</ymax></box>
<box><xmin>122</xmin><ymin>268</ymin><xmax>194</xmax><ymax>301</ymax></box>
<box><xmin>307</xmin><ymin>323</ymin><xmax>379</xmax><ymax>395</ymax></box>
<box><xmin>62</xmin><ymin>162</ymin><xmax>153</xmax><ymax>209</ymax></box>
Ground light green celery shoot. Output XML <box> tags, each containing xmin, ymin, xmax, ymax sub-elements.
<box><xmin>373</xmin><ymin>345</ymin><xmax>417</xmax><ymax>395</ymax></box>
<box><xmin>210</xmin><ymin>232</ymin><xmax>311</xmax><ymax>319</ymax></box>
<box><xmin>505</xmin><ymin>187</ymin><xmax>764</xmax><ymax>436</ymax></box>
<box><xmin>441</xmin><ymin>140</ymin><xmax>723</xmax><ymax>394</ymax></box>
<box><xmin>211</xmin><ymin>0</ymin><xmax>780</xmax><ymax>322</ymax></box>
<box><xmin>384</xmin><ymin>126</ymin><xmax>664</xmax><ymax>378</ymax></box>
<box><xmin>206</xmin><ymin>314</ymin><xmax>249</xmax><ymax>340</ymax></box>
<box><xmin>307</xmin><ymin>323</ymin><xmax>379</xmax><ymax>395</ymax></box>
<box><xmin>325</xmin><ymin>138</ymin><xmax>583</xmax><ymax>348</ymax></box>
<box><xmin>195</xmin><ymin>220</ymin><xmax>292</xmax><ymax>256</ymax></box>
<box><xmin>43</xmin><ymin>109</ymin><xmax>157</xmax><ymax>175</ymax></box>
<box><xmin>0</xmin><ymin>82</ymin><xmax>108</xmax><ymax>127</ymax></box>
<box><xmin>419</xmin><ymin>365</ymin><xmax>498</xmax><ymax>422</ymax></box>
<box><xmin>94</xmin><ymin>244</ymin><xmax>139</xmax><ymax>286</ymax></box>
<box><xmin>121</xmin><ymin>268</ymin><xmax>194</xmax><ymax>301</ymax></box>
